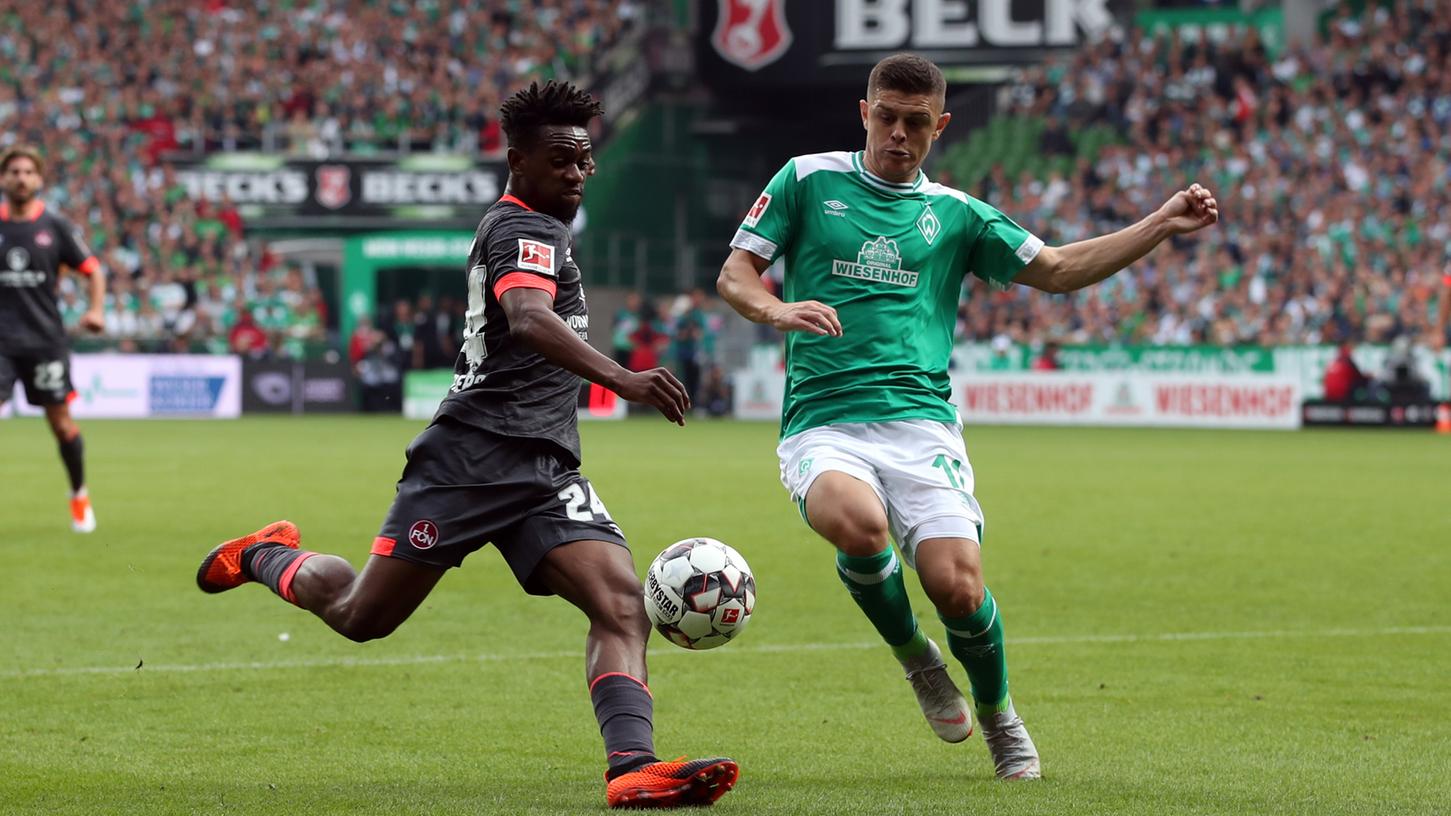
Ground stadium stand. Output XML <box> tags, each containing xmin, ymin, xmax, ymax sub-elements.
<box><xmin>940</xmin><ymin>1</ymin><xmax>1451</xmax><ymax>348</ymax></box>
<box><xmin>0</xmin><ymin>0</ymin><xmax>641</xmax><ymax>357</ymax></box>
<box><xmin>5</xmin><ymin>1</ymin><xmax>1445</xmax><ymax>357</ymax></box>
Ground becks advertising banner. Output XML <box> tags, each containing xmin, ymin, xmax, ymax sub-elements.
<box><xmin>697</xmin><ymin>0</ymin><xmax>1132</xmax><ymax>85</ymax></box>
<box><xmin>170</xmin><ymin>155</ymin><xmax>502</xmax><ymax>228</ymax></box>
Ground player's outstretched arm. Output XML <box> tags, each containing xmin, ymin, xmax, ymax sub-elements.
<box><xmin>499</xmin><ymin>287</ymin><xmax>690</xmax><ymax>425</ymax></box>
<box><xmin>717</xmin><ymin>249</ymin><xmax>842</xmax><ymax>336</ymax></box>
<box><xmin>1015</xmin><ymin>183</ymin><xmax>1218</xmax><ymax>295</ymax></box>
<box><xmin>80</xmin><ymin>264</ymin><xmax>106</xmax><ymax>333</ymax></box>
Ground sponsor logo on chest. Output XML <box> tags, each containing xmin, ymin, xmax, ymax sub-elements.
<box><xmin>831</xmin><ymin>236</ymin><xmax>919</xmax><ymax>288</ymax></box>
<box><xmin>0</xmin><ymin>246</ymin><xmax>44</xmax><ymax>287</ymax></box>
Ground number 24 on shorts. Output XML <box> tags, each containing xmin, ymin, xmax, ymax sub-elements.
<box><xmin>558</xmin><ymin>482</ymin><xmax>622</xmax><ymax>534</ymax></box>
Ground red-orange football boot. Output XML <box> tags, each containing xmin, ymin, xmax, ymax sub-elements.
<box><xmin>70</xmin><ymin>493</ymin><xmax>96</xmax><ymax>533</ymax></box>
<box><xmin>605</xmin><ymin>756</ymin><xmax>739</xmax><ymax>809</ymax></box>
<box><xmin>196</xmin><ymin>521</ymin><xmax>300</xmax><ymax>593</ymax></box>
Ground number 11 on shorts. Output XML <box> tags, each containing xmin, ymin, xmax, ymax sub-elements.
<box><xmin>931</xmin><ymin>454</ymin><xmax>965</xmax><ymax>490</ymax></box>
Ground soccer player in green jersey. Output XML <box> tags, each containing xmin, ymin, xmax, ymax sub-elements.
<box><xmin>717</xmin><ymin>54</ymin><xmax>1218</xmax><ymax>780</ymax></box>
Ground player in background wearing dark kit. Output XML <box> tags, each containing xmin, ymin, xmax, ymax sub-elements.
<box><xmin>194</xmin><ymin>82</ymin><xmax>739</xmax><ymax>809</ymax></box>
<box><xmin>0</xmin><ymin>146</ymin><xmax>106</xmax><ymax>532</ymax></box>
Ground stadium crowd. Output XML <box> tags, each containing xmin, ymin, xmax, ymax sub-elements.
<box><xmin>8</xmin><ymin>0</ymin><xmax>1447</xmax><ymax>361</ymax></box>
<box><xmin>1</xmin><ymin>0</ymin><xmax>640</xmax><ymax>356</ymax></box>
<box><xmin>960</xmin><ymin>0</ymin><xmax>1451</xmax><ymax>349</ymax></box>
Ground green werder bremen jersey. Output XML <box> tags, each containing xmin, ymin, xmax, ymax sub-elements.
<box><xmin>731</xmin><ymin>150</ymin><xmax>1045</xmax><ymax>439</ymax></box>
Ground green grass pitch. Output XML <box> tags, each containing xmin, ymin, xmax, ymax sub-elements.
<box><xmin>2</xmin><ymin>416</ymin><xmax>1448</xmax><ymax>815</ymax></box>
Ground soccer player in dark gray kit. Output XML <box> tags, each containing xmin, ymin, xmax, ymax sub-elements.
<box><xmin>0</xmin><ymin>146</ymin><xmax>106</xmax><ymax>532</ymax></box>
<box><xmin>195</xmin><ymin>82</ymin><xmax>738</xmax><ymax>809</ymax></box>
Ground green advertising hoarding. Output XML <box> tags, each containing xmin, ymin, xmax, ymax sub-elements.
<box><xmin>953</xmin><ymin>343</ymin><xmax>1450</xmax><ymax>400</ymax></box>
<box><xmin>1134</xmin><ymin>6</ymin><xmax>1286</xmax><ymax>57</ymax></box>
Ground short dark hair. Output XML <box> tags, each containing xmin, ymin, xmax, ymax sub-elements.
<box><xmin>499</xmin><ymin>80</ymin><xmax>605</xmax><ymax>149</ymax></box>
<box><xmin>1</xmin><ymin>145</ymin><xmax>44</xmax><ymax>176</ymax></box>
<box><xmin>867</xmin><ymin>54</ymin><xmax>946</xmax><ymax>101</ymax></box>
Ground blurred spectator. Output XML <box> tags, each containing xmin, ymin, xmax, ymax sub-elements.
<box><xmin>613</xmin><ymin>292</ymin><xmax>641</xmax><ymax>368</ymax></box>
<box><xmin>628</xmin><ymin>301</ymin><xmax>668</xmax><ymax>373</ymax></box>
<box><xmin>412</xmin><ymin>293</ymin><xmax>452</xmax><ymax>370</ymax></box>
<box><xmin>1032</xmin><ymin>341</ymin><xmax>1061</xmax><ymax>371</ymax></box>
<box><xmin>1437</xmin><ymin>270</ymin><xmax>1451</xmax><ymax>349</ymax></box>
<box><xmin>1381</xmin><ymin>339</ymin><xmax>1432</xmax><ymax>403</ymax></box>
<box><xmin>357</xmin><ymin>331</ymin><xmax>402</xmax><ymax>413</ymax></box>
<box><xmin>1322</xmin><ymin>345</ymin><xmax>1367</xmax><ymax>402</ymax></box>
<box><xmin>673</xmin><ymin>309</ymin><xmax>703</xmax><ymax>406</ymax></box>
<box><xmin>228</xmin><ymin>309</ymin><xmax>269</xmax><ymax>358</ymax></box>
<box><xmin>700</xmin><ymin>364</ymin><xmax>732</xmax><ymax>418</ymax></box>
<box><xmin>385</xmin><ymin>300</ymin><xmax>416</xmax><ymax>371</ymax></box>
<box><xmin>349</xmin><ymin>315</ymin><xmax>378</xmax><ymax>370</ymax></box>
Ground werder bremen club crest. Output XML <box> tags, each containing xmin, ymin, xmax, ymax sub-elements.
<box><xmin>832</xmin><ymin>236</ymin><xmax>919</xmax><ymax>288</ymax></box>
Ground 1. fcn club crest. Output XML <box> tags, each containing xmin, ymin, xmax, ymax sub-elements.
<box><xmin>314</xmin><ymin>165</ymin><xmax>352</xmax><ymax>210</ymax></box>
<box><xmin>712</xmin><ymin>0</ymin><xmax>792</xmax><ymax>72</ymax></box>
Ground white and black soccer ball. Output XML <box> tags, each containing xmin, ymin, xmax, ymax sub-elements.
<box><xmin>643</xmin><ymin>537</ymin><xmax>755</xmax><ymax>651</ymax></box>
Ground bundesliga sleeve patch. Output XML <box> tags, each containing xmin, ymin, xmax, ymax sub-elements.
<box><xmin>516</xmin><ymin>239</ymin><xmax>557</xmax><ymax>276</ymax></box>
<box><xmin>742</xmin><ymin>192</ymin><xmax>772</xmax><ymax>228</ymax></box>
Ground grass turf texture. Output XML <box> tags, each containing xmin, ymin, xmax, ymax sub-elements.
<box><xmin>1</xmin><ymin>416</ymin><xmax>1447</xmax><ymax>815</ymax></box>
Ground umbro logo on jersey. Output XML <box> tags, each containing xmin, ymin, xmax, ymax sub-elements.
<box><xmin>822</xmin><ymin>200</ymin><xmax>848</xmax><ymax>217</ymax></box>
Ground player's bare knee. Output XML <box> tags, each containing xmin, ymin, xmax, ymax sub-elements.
<box><xmin>46</xmin><ymin>413</ymin><xmax>77</xmax><ymax>441</ymax></box>
<box><xmin>824</xmin><ymin>510</ymin><xmax>890</xmax><ymax>558</ymax></box>
<box><xmin>923</xmin><ymin>572</ymin><xmax>985</xmax><ymax>618</ymax></box>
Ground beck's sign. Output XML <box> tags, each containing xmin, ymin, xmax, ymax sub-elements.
<box><xmin>172</xmin><ymin>157</ymin><xmax>502</xmax><ymax>226</ymax></box>
<box><xmin>699</xmin><ymin>0</ymin><xmax>1127</xmax><ymax>83</ymax></box>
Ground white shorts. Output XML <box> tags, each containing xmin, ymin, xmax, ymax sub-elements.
<box><xmin>777</xmin><ymin>418</ymin><xmax>985</xmax><ymax>568</ymax></box>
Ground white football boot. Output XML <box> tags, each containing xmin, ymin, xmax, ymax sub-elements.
<box><xmin>901</xmin><ymin>638</ymin><xmax>973</xmax><ymax>743</ymax></box>
<box><xmin>981</xmin><ymin>701</ymin><xmax>1041</xmax><ymax>779</ymax></box>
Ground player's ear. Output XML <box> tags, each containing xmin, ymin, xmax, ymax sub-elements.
<box><xmin>934</xmin><ymin>111</ymin><xmax>952</xmax><ymax>140</ymax></box>
<box><xmin>859</xmin><ymin>99</ymin><xmax>869</xmax><ymax>130</ymax></box>
<box><xmin>506</xmin><ymin>146</ymin><xmax>525</xmax><ymax>176</ymax></box>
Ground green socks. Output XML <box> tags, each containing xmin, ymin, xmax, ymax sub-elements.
<box><xmin>837</xmin><ymin>549</ymin><xmax>1013</xmax><ymax>718</ymax></box>
<box><xmin>940</xmin><ymin>586</ymin><xmax>1011</xmax><ymax>719</ymax></box>
<box><xmin>835</xmin><ymin>549</ymin><xmax>924</xmax><ymax>656</ymax></box>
